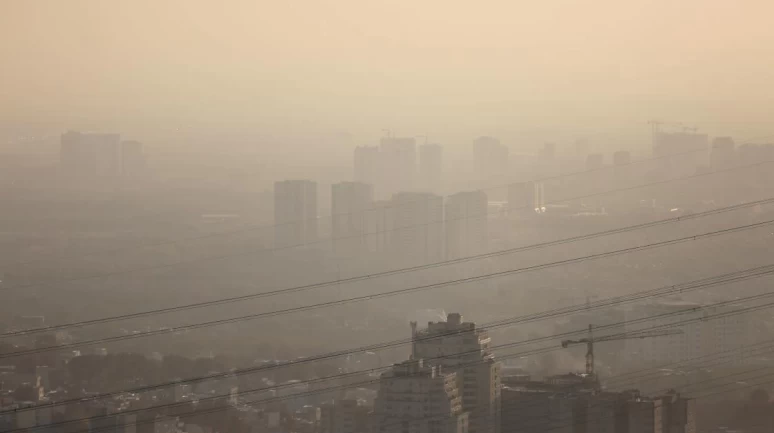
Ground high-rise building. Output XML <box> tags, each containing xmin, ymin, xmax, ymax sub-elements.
<box><xmin>380</xmin><ymin>137</ymin><xmax>417</xmax><ymax>198</ymax></box>
<box><xmin>363</xmin><ymin>199</ymin><xmax>394</xmax><ymax>255</ymax></box>
<box><xmin>60</xmin><ymin>131</ymin><xmax>146</xmax><ymax>176</ymax></box>
<box><xmin>120</xmin><ymin>140</ymin><xmax>146</xmax><ymax>175</ymax></box>
<box><xmin>658</xmin><ymin>392</ymin><xmax>695</xmax><ymax>433</ymax></box>
<box><xmin>411</xmin><ymin>313</ymin><xmax>501</xmax><ymax>433</ymax></box>
<box><xmin>274</xmin><ymin>180</ymin><xmax>318</xmax><ymax>249</ymax></box>
<box><xmin>419</xmin><ymin>143</ymin><xmax>443</xmax><ymax>193</ymax></box>
<box><xmin>709</xmin><ymin>137</ymin><xmax>736</xmax><ymax>171</ymax></box>
<box><xmin>627</xmin><ymin>398</ymin><xmax>663</xmax><ymax>433</ymax></box>
<box><xmin>354</xmin><ymin>146</ymin><xmax>381</xmax><ymax>189</ymax></box>
<box><xmin>445</xmin><ymin>191</ymin><xmax>488</xmax><ymax>260</ymax></box>
<box><xmin>540</xmin><ymin>143</ymin><xmax>556</xmax><ymax>160</ymax></box>
<box><xmin>61</xmin><ymin>130</ymin><xmax>121</xmax><ymax>176</ymax></box>
<box><xmin>390</xmin><ymin>192</ymin><xmax>444</xmax><ymax>265</ymax></box>
<box><xmin>331</xmin><ymin>182</ymin><xmax>374</xmax><ymax>256</ymax></box>
<box><xmin>575</xmin><ymin>138</ymin><xmax>591</xmax><ymax>157</ymax></box>
<box><xmin>320</xmin><ymin>399</ymin><xmax>370</xmax><ymax>433</ymax></box>
<box><xmin>373</xmin><ymin>359</ymin><xmax>468</xmax><ymax>433</ymax></box>
<box><xmin>473</xmin><ymin>137</ymin><xmax>509</xmax><ymax>183</ymax></box>
<box><xmin>502</xmin><ymin>379</ymin><xmax>691</xmax><ymax>433</ymax></box>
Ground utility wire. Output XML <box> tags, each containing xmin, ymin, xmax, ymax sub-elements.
<box><xmin>5</xmin><ymin>196</ymin><xmax>772</xmax><ymax>339</ymax></box>
<box><xmin>6</xmin><ymin>262</ymin><xmax>773</xmax><ymax>415</ymax></box>
<box><xmin>9</xmin><ymin>287</ymin><xmax>774</xmax><ymax>426</ymax></box>
<box><xmin>10</xmin><ymin>147</ymin><xmax>710</xmax><ymax>268</ymax></box>
<box><xmin>15</xmin><ymin>298</ymin><xmax>774</xmax><ymax>433</ymax></box>
<box><xmin>4</xmin><ymin>218</ymin><xmax>774</xmax><ymax>360</ymax></box>
<box><xmin>5</xmin><ymin>159</ymin><xmax>770</xmax><ymax>295</ymax></box>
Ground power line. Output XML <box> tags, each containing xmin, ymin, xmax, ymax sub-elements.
<box><xmin>10</xmin><ymin>147</ymin><xmax>710</xmax><ymax>268</ymax></box>
<box><xmin>4</xmin><ymin>218</ymin><xmax>773</xmax><ymax>359</ymax></box>
<box><xmin>8</xmin><ymin>271</ymin><xmax>774</xmax><ymax>418</ymax></box>
<box><xmin>5</xmin><ymin>196</ymin><xmax>772</xmax><ymax>339</ymax></box>
<box><xmin>13</xmin><ymin>297</ymin><xmax>774</xmax><ymax>433</ymax></box>
<box><xmin>6</xmin><ymin>158</ymin><xmax>770</xmax><ymax>297</ymax></box>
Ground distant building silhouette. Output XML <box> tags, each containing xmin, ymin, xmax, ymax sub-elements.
<box><xmin>120</xmin><ymin>140</ymin><xmax>146</xmax><ymax>175</ymax></box>
<box><xmin>473</xmin><ymin>136</ymin><xmax>509</xmax><ymax>184</ymax></box>
<box><xmin>274</xmin><ymin>180</ymin><xmax>318</xmax><ymax>249</ymax></box>
<box><xmin>379</xmin><ymin>137</ymin><xmax>417</xmax><ymax>198</ymax></box>
<box><xmin>540</xmin><ymin>142</ymin><xmax>556</xmax><ymax>159</ymax></box>
<box><xmin>508</xmin><ymin>182</ymin><xmax>544</xmax><ymax>214</ymax></box>
<box><xmin>331</xmin><ymin>181</ymin><xmax>373</xmax><ymax>256</ymax></box>
<box><xmin>389</xmin><ymin>192</ymin><xmax>443</xmax><ymax>264</ymax></box>
<box><xmin>60</xmin><ymin>131</ymin><xmax>118</xmax><ymax>176</ymax></box>
<box><xmin>353</xmin><ymin>145</ymin><xmax>380</xmax><ymax>190</ymax></box>
<box><xmin>419</xmin><ymin>143</ymin><xmax>443</xmax><ymax>193</ymax></box>
<box><xmin>445</xmin><ymin>191</ymin><xmax>488</xmax><ymax>260</ymax></box>
<box><xmin>363</xmin><ymin>199</ymin><xmax>394</xmax><ymax>254</ymax></box>
<box><xmin>60</xmin><ymin>131</ymin><xmax>145</xmax><ymax>176</ymax></box>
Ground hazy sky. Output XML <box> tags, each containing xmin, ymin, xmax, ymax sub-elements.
<box><xmin>2</xmin><ymin>0</ymin><xmax>774</xmax><ymax>150</ymax></box>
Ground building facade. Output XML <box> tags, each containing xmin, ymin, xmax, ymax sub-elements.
<box><xmin>373</xmin><ymin>359</ymin><xmax>468</xmax><ymax>433</ymax></box>
<box><xmin>380</xmin><ymin>137</ymin><xmax>417</xmax><ymax>199</ymax></box>
<box><xmin>411</xmin><ymin>313</ymin><xmax>501</xmax><ymax>433</ymax></box>
<box><xmin>389</xmin><ymin>192</ymin><xmax>444</xmax><ymax>265</ymax></box>
<box><xmin>331</xmin><ymin>182</ymin><xmax>374</xmax><ymax>256</ymax></box>
<box><xmin>419</xmin><ymin>144</ymin><xmax>443</xmax><ymax>193</ymax></box>
<box><xmin>274</xmin><ymin>180</ymin><xmax>318</xmax><ymax>249</ymax></box>
<box><xmin>445</xmin><ymin>191</ymin><xmax>488</xmax><ymax>260</ymax></box>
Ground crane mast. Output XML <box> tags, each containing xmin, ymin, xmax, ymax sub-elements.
<box><xmin>561</xmin><ymin>324</ymin><xmax>683</xmax><ymax>376</ymax></box>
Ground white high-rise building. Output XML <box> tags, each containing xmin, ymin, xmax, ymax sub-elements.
<box><xmin>274</xmin><ymin>180</ymin><xmax>318</xmax><ymax>249</ymax></box>
<box><xmin>332</xmin><ymin>181</ymin><xmax>374</xmax><ymax>256</ymax></box>
<box><xmin>390</xmin><ymin>192</ymin><xmax>444</xmax><ymax>265</ymax></box>
<box><xmin>411</xmin><ymin>313</ymin><xmax>501</xmax><ymax>433</ymax></box>
<box><xmin>445</xmin><ymin>191</ymin><xmax>488</xmax><ymax>260</ymax></box>
<box><xmin>373</xmin><ymin>359</ymin><xmax>468</xmax><ymax>433</ymax></box>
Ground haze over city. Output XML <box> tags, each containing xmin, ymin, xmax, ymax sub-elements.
<box><xmin>1</xmin><ymin>2</ymin><xmax>774</xmax><ymax>433</ymax></box>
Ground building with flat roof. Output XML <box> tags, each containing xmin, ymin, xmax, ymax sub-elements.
<box><xmin>331</xmin><ymin>182</ymin><xmax>374</xmax><ymax>256</ymax></box>
<box><xmin>419</xmin><ymin>143</ymin><xmax>443</xmax><ymax>193</ymax></box>
<box><xmin>60</xmin><ymin>131</ymin><xmax>145</xmax><ymax>176</ymax></box>
<box><xmin>380</xmin><ymin>137</ymin><xmax>417</xmax><ymax>198</ymax></box>
<box><xmin>389</xmin><ymin>192</ymin><xmax>444</xmax><ymax>265</ymax></box>
<box><xmin>354</xmin><ymin>146</ymin><xmax>380</xmax><ymax>191</ymax></box>
<box><xmin>373</xmin><ymin>359</ymin><xmax>468</xmax><ymax>433</ymax></box>
<box><xmin>411</xmin><ymin>313</ymin><xmax>501</xmax><ymax>433</ymax></box>
<box><xmin>274</xmin><ymin>180</ymin><xmax>318</xmax><ymax>249</ymax></box>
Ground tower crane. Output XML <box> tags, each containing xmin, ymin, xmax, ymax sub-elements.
<box><xmin>561</xmin><ymin>324</ymin><xmax>683</xmax><ymax>376</ymax></box>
